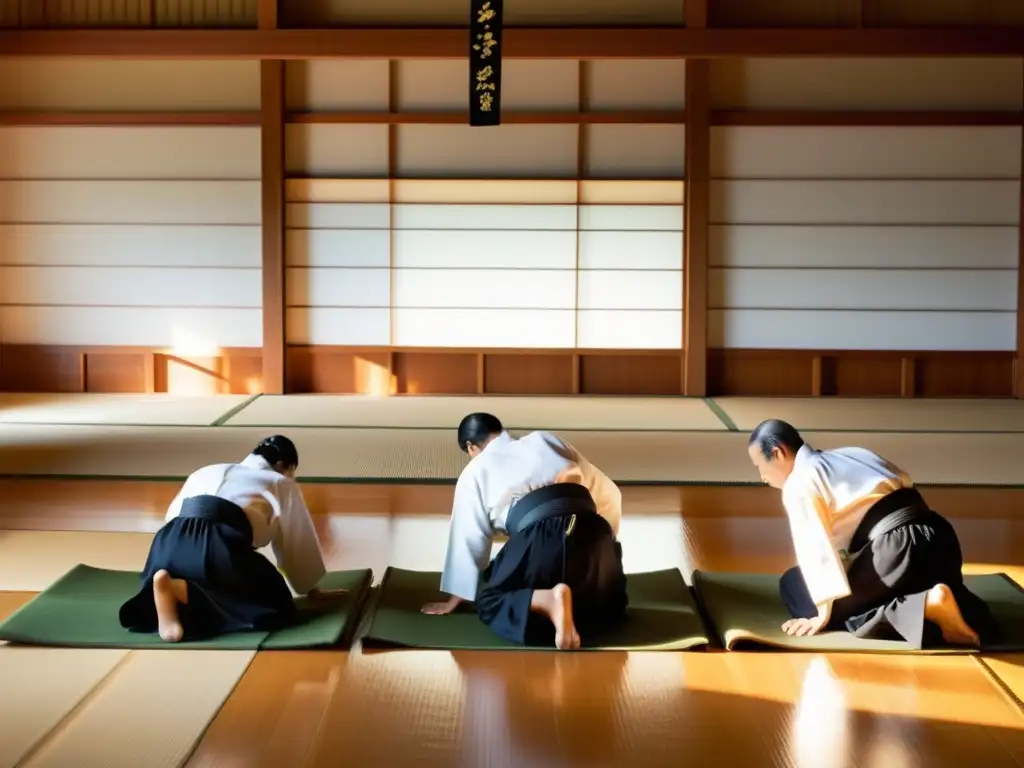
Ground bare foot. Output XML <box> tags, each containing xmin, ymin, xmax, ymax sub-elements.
<box><xmin>925</xmin><ymin>584</ymin><xmax>980</xmax><ymax>647</ymax></box>
<box><xmin>529</xmin><ymin>585</ymin><xmax>581</xmax><ymax>649</ymax></box>
<box><xmin>153</xmin><ymin>570</ymin><xmax>185</xmax><ymax>643</ymax></box>
<box><xmin>550</xmin><ymin>584</ymin><xmax>581</xmax><ymax>651</ymax></box>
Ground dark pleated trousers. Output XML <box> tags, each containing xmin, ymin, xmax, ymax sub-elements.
<box><xmin>779</xmin><ymin>512</ymin><xmax>994</xmax><ymax>648</ymax></box>
<box><xmin>119</xmin><ymin>495</ymin><xmax>297</xmax><ymax>640</ymax></box>
<box><xmin>476</xmin><ymin>511</ymin><xmax>628</xmax><ymax>646</ymax></box>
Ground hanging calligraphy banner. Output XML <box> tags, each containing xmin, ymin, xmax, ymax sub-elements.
<box><xmin>469</xmin><ymin>0</ymin><xmax>503</xmax><ymax>126</ymax></box>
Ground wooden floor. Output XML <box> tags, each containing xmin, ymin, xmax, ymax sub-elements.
<box><xmin>3</xmin><ymin>481</ymin><xmax>1024</xmax><ymax>766</ymax></box>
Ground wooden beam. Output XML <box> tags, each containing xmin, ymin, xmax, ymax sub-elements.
<box><xmin>0</xmin><ymin>112</ymin><xmax>260</xmax><ymax>126</ymax></box>
<box><xmin>712</xmin><ymin>110</ymin><xmax>1024</xmax><ymax>127</ymax></box>
<box><xmin>683</xmin><ymin>0</ymin><xmax>709</xmax><ymax>397</ymax></box>
<box><xmin>0</xmin><ymin>27</ymin><xmax>1021</xmax><ymax>59</ymax></box>
<box><xmin>1</xmin><ymin>109</ymin><xmax>1019</xmax><ymax>128</ymax></box>
<box><xmin>287</xmin><ymin>110</ymin><xmax>686</xmax><ymax>124</ymax></box>
<box><xmin>260</xmin><ymin>60</ymin><xmax>286</xmax><ymax>395</ymax></box>
<box><xmin>574</xmin><ymin>60</ymin><xmax>589</xmax><ymax>394</ymax></box>
<box><xmin>1017</xmin><ymin>100</ymin><xmax>1024</xmax><ymax>399</ymax></box>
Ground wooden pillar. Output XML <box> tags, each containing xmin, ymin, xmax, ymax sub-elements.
<box><xmin>574</xmin><ymin>61</ymin><xmax>589</xmax><ymax>394</ymax></box>
<box><xmin>1016</xmin><ymin>108</ymin><xmax>1024</xmax><ymax>398</ymax></box>
<box><xmin>682</xmin><ymin>0</ymin><xmax>709</xmax><ymax>397</ymax></box>
<box><xmin>259</xmin><ymin>0</ymin><xmax>285</xmax><ymax>393</ymax></box>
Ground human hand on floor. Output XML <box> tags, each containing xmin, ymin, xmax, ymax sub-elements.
<box><xmin>781</xmin><ymin>616</ymin><xmax>827</xmax><ymax>636</ymax></box>
<box><xmin>421</xmin><ymin>596</ymin><xmax>462</xmax><ymax>615</ymax></box>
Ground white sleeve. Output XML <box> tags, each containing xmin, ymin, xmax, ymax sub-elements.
<box><xmin>782</xmin><ymin>478</ymin><xmax>850</xmax><ymax>607</ymax></box>
<box><xmin>564</xmin><ymin>442</ymin><xmax>622</xmax><ymax>537</ymax></box>
<box><xmin>439</xmin><ymin>471</ymin><xmax>494</xmax><ymax>602</ymax></box>
<box><xmin>163</xmin><ymin>481</ymin><xmax>190</xmax><ymax>523</ymax></box>
<box><xmin>270</xmin><ymin>480</ymin><xmax>327</xmax><ymax>595</ymax></box>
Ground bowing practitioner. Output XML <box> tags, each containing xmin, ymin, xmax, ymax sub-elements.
<box><xmin>120</xmin><ymin>435</ymin><xmax>339</xmax><ymax>642</ymax></box>
<box><xmin>747</xmin><ymin>419</ymin><xmax>994</xmax><ymax>648</ymax></box>
<box><xmin>422</xmin><ymin>413</ymin><xmax>628</xmax><ymax>650</ymax></box>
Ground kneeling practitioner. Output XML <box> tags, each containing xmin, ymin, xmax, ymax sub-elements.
<box><xmin>747</xmin><ymin>419</ymin><xmax>993</xmax><ymax>648</ymax></box>
<box><xmin>120</xmin><ymin>435</ymin><xmax>337</xmax><ymax>642</ymax></box>
<box><xmin>422</xmin><ymin>413</ymin><xmax>628</xmax><ymax>650</ymax></box>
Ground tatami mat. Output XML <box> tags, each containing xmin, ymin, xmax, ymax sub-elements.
<box><xmin>0</xmin><ymin>647</ymin><xmax>128</xmax><ymax>768</ymax></box>
<box><xmin>0</xmin><ymin>531</ymin><xmax>154</xmax><ymax>591</ymax></box>
<box><xmin>0</xmin><ymin>394</ymin><xmax>253</xmax><ymax>426</ymax></box>
<box><xmin>225</xmin><ymin>394</ymin><xmax>727</xmax><ymax>431</ymax></box>
<box><xmin>712</xmin><ymin>397</ymin><xmax>1024</xmax><ymax>433</ymax></box>
<box><xmin>0</xmin><ymin>424</ymin><xmax>1022</xmax><ymax>485</ymax></box>
<box><xmin>19</xmin><ymin>649</ymin><xmax>255</xmax><ymax>768</ymax></box>
<box><xmin>979</xmin><ymin>656</ymin><xmax>1024</xmax><ymax>708</ymax></box>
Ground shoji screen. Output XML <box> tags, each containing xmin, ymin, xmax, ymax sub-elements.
<box><xmin>709</xmin><ymin>58</ymin><xmax>1023</xmax><ymax>353</ymax></box>
<box><xmin>0</xmin><ymin>60</ymin><xmax>262</xmax><ymax>352</ymax></box>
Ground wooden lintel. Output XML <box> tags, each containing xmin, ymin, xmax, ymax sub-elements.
<box><xmin>0</xmin><ymin>27</ymin><xmax>1021</xmax><ymax>59</ymax></box>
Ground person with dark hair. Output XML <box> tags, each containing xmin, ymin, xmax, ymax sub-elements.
<box><xmin>119</xmin><ymin>435</ymin><xmax>337</xmax><ymax>643</ymax></box>
<box><xmin>747</xmin><ymin>419</ymin><xmax>993</xmax><ymax>648</ymax></box>
<box><xmin>421</xmin><ymin>413</ymin><xmax>627</xmax><ymax>650</ymax></box>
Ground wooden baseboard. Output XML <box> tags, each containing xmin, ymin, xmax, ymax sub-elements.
<box><xmin>0</xmin><ymin>344</ymin><xmax>1016</xmax><ymax>397</ymax></box>
<box><xmin>708</xmin><ymin>349</ymin><xmax>1016</xmax><ymax>398</ymax></box>
<box><xmin>0</xmin><ymin>344</ymin><xmax>262</xmax><ymax>395</ymax></box>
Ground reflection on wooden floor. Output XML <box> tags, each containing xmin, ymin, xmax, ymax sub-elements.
<box><xmin>2</xmin><ymin>480</ymin><xmax>1024</xmax><ymax>766</ymax></box>
<box><xmin>188</xmin><ymin>649</ymin><xmax>1024</xmax><ymax>767</ymax></box>
<box><xmin>2</xmin><ymin>480</ymin><xmax>1023</xmax><ymax>583</ymax></box>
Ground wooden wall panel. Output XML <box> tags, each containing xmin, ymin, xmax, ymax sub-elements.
<box><xmin>706</xmin><ymin>350</ymin><xmax>1015</xmax><ymax>397</ymax></box>
<box><xmin>392</xmin><ymin>352</ymin><xmax>477</xmax><ymax>395</ymax></box>
<box><xmin>0</xmin><ymin>345</ymin><xmax>82</xmax><ymax>392</ymax></box>
<box><xmin>0</xmin><ymin>345</ymin><xmax>261</xmax><ymax>394</ymax></box>
<box><xmin>579</xmin><ymin>353</ymin><xmax>681</xmax><ymax>395</ymax></box>
<box><xmin>707</xmin><ymin>349</ymin><xmax>816</xmax><ymax>396</ymax></box>
<box><xmin>710</xmin><ymin>0</ymin><xmax>858</xmax><ymax>28</ymax></box>
<box><xmin>0</xmin><ymin>0</ymin><xmax>258</xmax><ymax>28</ymax></box>
<box><xmin>862</xmin><ymin>0</ymin><xmax>1024</xmax><ymax>27</ymax></box>
<box><xmin>1</xmin><ymin>345</ymin><xmax>1016</xmax><ymax>397</ymax></box>
<box><xmin>84</xmin><ymin>353</ymin><xmax>147</xmax><ymax>393</ymax></box>
<box><xmin>916</xmin><ymin>353</ymin><xmax>1015</xmax><ymax>397</ymax></box>
<box><xmin>828</xmin><ymin>354</ymin><xmax>903</xmax><ymax>397</ymax></box>
<box><xmin>286</xmin><ymin>347</ymin><xmax>391</xmax><ymax>394</ymax></box>
<box><xmin>484</xmin><ymin>354</ymin><xmax>575</xmax><ymax>395</ymax></box>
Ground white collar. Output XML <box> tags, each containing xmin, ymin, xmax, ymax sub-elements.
<box><xmin>483</xmin><ymin>431</ymin><xmax>513</xmax><ymax>453</ymax></box>
<box><xmin>240</xmin><ymin>453</ymin><xmax>273</xmax><ymax>471</ymax></box>
<box><xmin>794</xmin><ymin>443</ymin><xmax>817</xmax><ymax>468</ymax></box>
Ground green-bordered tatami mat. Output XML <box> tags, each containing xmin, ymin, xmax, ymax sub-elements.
<box><xmin>0</xmin><ymin>564</ymin><xmax>373</xmax><ymax>650</ymax></box>
<box><xmin>361</xmin><ymin>567</ymin><xmax>711</xmax><ymax>651</ymax></box>
<box><xmin>0</xmin><ymin>393</ymin><xmax>256</xmax><ymax>426</ymax></box>
<box><xmin>692</xmin><ymin>570</ymin><xmax>1024</xmax><ymax>654</ymax></box>
<box><xmin>224</xmin><ymin>394</ymin><xmax>727</xmax><ymax>431</ymax></box>
<box><xmin>2</xmin><ymin>424</ymin><xmax>1024</xmax><ymax>485</ymax></box>
<box><xmin>710</xmin><ymin>397</ymin><xmax>1024</xmax><ymax>434</ymax></box>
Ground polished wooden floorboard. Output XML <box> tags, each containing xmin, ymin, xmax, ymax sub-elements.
<box><xmin>3</xmin><ymin>480</ymin><xmax>1024</xmax><ymax>583</ymax></box>
<box><xmin>185</xmin><ymin>647</ymin><xmax>1024</xmax><ymax>767</ymax></box>
<box><xmin>3</xmin><ymin>481</ymin><xmax>1024</xmax><ymax>766</ymax></box>
<box><xmin>2</xmin><ymin>480</ymin><xmax>1023</xmax><ymax>531</ymax></box>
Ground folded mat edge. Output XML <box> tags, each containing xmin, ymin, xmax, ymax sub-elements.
<box><xmin>692</xmin><ymin>569</ymin><xmax>1024</xmax><ymax>655</ymax></box>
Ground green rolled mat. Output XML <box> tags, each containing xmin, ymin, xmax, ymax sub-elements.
<box><xmin>692</xmin><ymin>570</ymin><xmax>1024</xmax><ymax>653</ymax></box>
<box><xmin>0</xmin><ymin>564</ymin><xmax>373</xmax><ymax>650</ymax></box>
<box><xmin>362</xmin><ymin>566</ymin><xmax>711</xmax><ymax>651</ymax></box>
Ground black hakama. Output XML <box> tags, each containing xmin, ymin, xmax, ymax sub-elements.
<box><xmin>119</xmin><ymin>494</ymin><xmax>297</xmax><ymax>639</ymax></box>
<box><xmin>779</xmin><ymin>487</ymin><xmax>994</xmax><ymax>648</ymax></box>
<box><xmin>475</xmin><ymin>483</ymin><xmax>628</xmax><ymax>645</ymax></box>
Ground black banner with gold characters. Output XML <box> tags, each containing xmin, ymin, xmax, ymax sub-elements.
<box><xmin>469</xmin><ymin>0</ymin><xmax>503</xmax><ymax>126</ymax></box>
